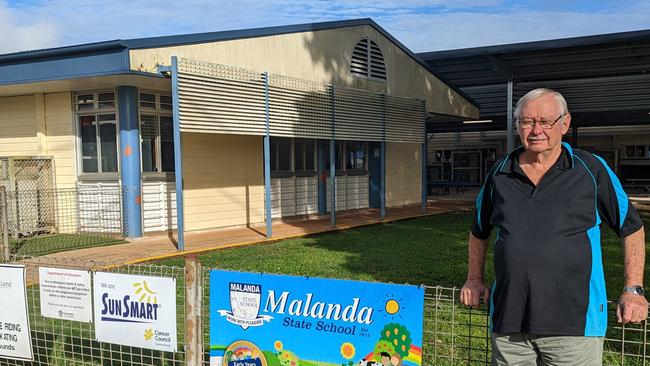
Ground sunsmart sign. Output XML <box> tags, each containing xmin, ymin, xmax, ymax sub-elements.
<box><xmin>93</xmin><ymin>272</ymin><xmax>177</xmax><ymax>352</ymax></box>
<box><xmin>210</xmin><ymin>270</ymin><xmax>424</xmax><ymax>366</ymax></box>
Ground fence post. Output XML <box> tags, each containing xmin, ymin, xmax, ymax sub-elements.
<box><xmin>1</xmin><ymin>186</ymin><xmax>8</xmax><ymax>261</ymax></box>
<box><xmin>185</xmin><ymin>254</ymin><xmax>202</xmax><ymax>365</ymax></box>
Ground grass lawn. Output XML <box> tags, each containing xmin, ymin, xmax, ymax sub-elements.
<box><xmin>153</xmin><ymin>211</ymin><xmax>650</xmax><ymax>366</ymax></box>
<box><xmin>10</xmin><ymin>233</ymin><xmax>127</xmax><ymax>258</ymax></box>
<box><xmin>155</xmin><ymin>211</ymin><xmax>650</xmax><ymax>298</ymax></box>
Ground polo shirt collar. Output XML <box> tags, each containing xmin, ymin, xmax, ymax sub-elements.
<box><xmin>499</xmin><ymin>141</ymin><xmax>575</xmax><ymax>174</ymax></box>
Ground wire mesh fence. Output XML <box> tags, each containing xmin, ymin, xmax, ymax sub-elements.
<box><xmin>0</xmin><ymin>185</ymin><xmax>129</xmax><ymax>260</ymax></box>
<box><xmin>0</xmin><ymin>257</ymin><xmax>647</xmax><ymax>366</ymax></box>
<box><xmin>0</xmin><ymin>256</ymin><xmax>187</xmax><ymax>366</ymax></box>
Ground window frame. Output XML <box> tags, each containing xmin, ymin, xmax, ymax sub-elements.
<box><xmin>139</xmin><ymin>91</ymin><xmax>174</xmax><ymax>178</ymax></box>
<box><xmin>74</xmin><ymin>90</ymin><xmax>120</xmax><ymax>180</ymax></box>
<box><xmin>270</xmin><ymin>137</ymin><xmax>318</xmax><ymax>178</ymax></box>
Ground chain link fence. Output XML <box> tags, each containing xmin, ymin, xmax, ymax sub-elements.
<box><xmin>0</xmin><ymin>256</ymin><xmax>647</xmax><ymax>366</ymax></box>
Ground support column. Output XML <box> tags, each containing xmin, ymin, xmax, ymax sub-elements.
<box><xmin>380</xmin><ymin>142</ymin><xmax>386</xmax><ymax>219</ymax></box>
<box><xmin>380</xmin><ymin>93</ymin><xmax>386</xmax><ymax>219</ymax></box>
<box><xmin>330</xmin><ymin>86</ymin><xmax>336</xmax><ymax>228</ymax></box>
<box><xmin>171</xmin><ymin>56</ymin><xmax>185</xmax><ymax>250</ymax></box>
<box><xmin>506</xmin><ymin>77</ymin><xmax>514</xmax><ymax>153</ymax></box>
<box><xmin>317</xmin><ymin>140</ymin><xmax>327</xmax><ymax>215</ymax></box>
<box><xmin>421</xmin><ymin>102</ymin><xmax>427</xmax><ymax>213</ymax></box>
<box><xmin>263</xmin><ymin>72</ymin><xmax>272</xmax><ymax>238</ymax></box>
<box><xmin>117</xmin><ymin>86</ymin><xmax>142</xmax><ymax>238</ymax></box>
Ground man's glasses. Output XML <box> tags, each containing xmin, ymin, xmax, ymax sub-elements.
<box><xmin>518</xmin><ymin>115</ymin><xmax>563</xmax><ymax>130</ymax></box>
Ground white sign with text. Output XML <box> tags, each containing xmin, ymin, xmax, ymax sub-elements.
<box><xmin>39</xmin><ymin>267</ymin><xmax>92</xmax><ymax>323</ymax></box>
<box><xmin>0</xmin><ymin>264</ymin><xmax>33</xmax><ymax>361</ymax></box>
<box><xmin>93</xmin><ymin>272</ymin><xmax>177</xmax><ymax>352</ymax></box>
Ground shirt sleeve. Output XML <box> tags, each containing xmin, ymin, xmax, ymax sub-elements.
<box><xmin>593</xmin><ymin>154</ymin><xmax>643</xmax><ymax>238</ymax></box>
<box><xmin>470</xmin><ymin>160</ymin><xmax>500</xmax><ymax>240</ymax></box>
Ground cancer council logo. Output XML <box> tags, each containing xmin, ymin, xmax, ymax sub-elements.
<box><xmin>100</xmin><ymin>280</ymin><xmax>161</xmax><ymax>323</ymax></box>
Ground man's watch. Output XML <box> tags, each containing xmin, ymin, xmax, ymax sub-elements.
<box><xmin>623</xmin><ymin>285</ymin><xmax>645</xmax><ymax>296</ymax></box>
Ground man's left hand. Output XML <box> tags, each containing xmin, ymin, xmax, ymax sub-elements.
<box><xmin>616</xmin><ymin>293</ymin><xmax>649</xmax><ymax>324</ymax></box>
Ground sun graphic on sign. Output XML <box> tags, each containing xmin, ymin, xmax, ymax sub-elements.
<box><xmin>133</xmin><ymin>280</ymin><xmax>158</xmax><ymax>304</ymax></box>
<box><xmin>379</xmin><ymin>293</ymin><xmax>404</xmax><ymax>320</ymax></box>
<box><xmin>143</xmin><ymin>328</ymin><xmax>153</xmax><ymax>341</ymax></box>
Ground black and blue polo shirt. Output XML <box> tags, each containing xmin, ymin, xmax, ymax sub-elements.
<box><xmin>472</xmin><ymin>142</ymin><xmax>643</xmax><ymax>336</ymax></box>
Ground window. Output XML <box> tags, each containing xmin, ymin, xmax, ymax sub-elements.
<box><xmin>325</xmin><ymin>141</ymin><xmax>344</xmax><ymax>171</ymax></box>
<box><xmin>139</xmin><ymin>92</ymin><xmax>175</xmax><ymax>172</ymax></box>
<box><xmin>79</xmin><ymin>113</ymin><xmax>118</xmax><ymax>173</ymax></box>
<box><xmin>294</xmin><ymin>139</ymin><xmax>315</xmax><ymax>171</ymax></box>
<box><xmin>270</xmin><ymin>137</ymin><xmax>317</xmax><ymax>174</ymax></box>
<box><xmin>76</xmin><ymin>91</ymin><xmax>118</xmax><ymax>174</ymax></box>
<box><xmin>345</xmin><ymin>141</ymin><xmax>367</xmax><ymax>170</ymax></box>
<box><xmin>350</xmin><ymin>38</ymin><xmax>387</xmax><ymax>81</ymax></box>
<box><xmin>75</xmin><ymin>92</ymin><xmax>115</xmax><ymax>111</ymax></box>
<box><xmin>625</xmin><ymin>145</ymin><xmax>649</xmax><ymax>158</ymax></box>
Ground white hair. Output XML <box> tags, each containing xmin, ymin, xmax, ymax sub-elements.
<box><xmin>513</xmin><ymin>88</ymin><xmax>569</xmax><ymax>122</ymax></box>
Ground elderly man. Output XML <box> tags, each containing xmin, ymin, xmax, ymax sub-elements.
<box><xmin>460</xmin><ymin>88</ymin><xmax>647</xmax><ymax>365</ymax></box>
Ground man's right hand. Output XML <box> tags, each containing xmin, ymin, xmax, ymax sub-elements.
<box><xmin>460</xmin><ymin>279</ymin><xmax>490</xmax><ymax>308</ymax></box>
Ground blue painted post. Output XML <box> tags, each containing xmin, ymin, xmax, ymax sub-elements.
<box><xmin>421</xmin><ymin>101</ymin><xmax>428</xmax><ymax>213</ymax></box>
<box><xmin>117</xmin><ymin>86</ymin><xmax>142</xmax><ymax>238</ymax></box>
<box><xmin>380</xmin><ymin>93</ymin><xmax>386</xmax><ymax>219</ymax></box>
<box><xmin>330</xmin><ymin>86</ymin><xmax>336</xmax><ymax>228</ymax></box>
<box><xmin>317</xmin><ymin>140</ymin><xmax>326</xmax><ymax>215</ymax></box>
<box><xmin>264</xmin><ymin>72</ymin><xmax>272</xmax><ymax>238</ymax></box>
<box><xmin>171</xmin><ymin>56</ymin><xmax>185</xmax><ymax>250</ymax></box>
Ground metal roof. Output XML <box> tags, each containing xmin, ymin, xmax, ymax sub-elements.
<box><xmin>0</xmin><ymin>18</ymin><xmax>477</xmax><ymax>107</ymax></box>
<box><xmin>419</xmin><ymin>29</ymin><xmax>650</xmax><ymax>133</ymax></box>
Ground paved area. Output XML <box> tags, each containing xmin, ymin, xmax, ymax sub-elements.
<box><xmin>27</xmin><ymin>200</ymin><xmax>473</xmax><ymax>269</ymax></box>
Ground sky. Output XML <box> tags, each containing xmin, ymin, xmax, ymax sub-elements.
<box><xmin>2</xmin><ymin>0</ymin><xmax>650</xmax><ymax>55</ymax></box>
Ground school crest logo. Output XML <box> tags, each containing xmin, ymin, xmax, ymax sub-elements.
<box><xmin>217</xmin><ymin>282</ymin><xmax>273</xmax><ymax>330</ymax></box>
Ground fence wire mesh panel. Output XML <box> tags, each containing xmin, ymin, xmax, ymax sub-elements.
<box><xmin>0</xmin><ymin>256</ymin><xmax>186</xmax><ymax>366</ymax></box>
<box><xmin>421</xmin><ymin>285</ymin><xmax>649</xmax><ymax>366</ymax></box>
<box><xmin>1</xmin><ymin>186</ymin><xmax>128</xmax><ymax>260</ymax></box>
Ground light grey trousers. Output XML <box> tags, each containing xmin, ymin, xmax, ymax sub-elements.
<box><xmin>491</xmin><ymin>332</ymin><xmax>604</xmax><ymax>366</ymax></box>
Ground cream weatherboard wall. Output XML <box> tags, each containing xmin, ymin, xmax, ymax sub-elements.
<box><xmin>0</xmin><ymin>95</ymin><xmax>40</xmax><ymax>156</ymax></box>
<box><xmin>44</xmin><ymin>92</ymin><xmax>76</xmax><ymax>188</ymax></box>
<box><xmin>128</xmin><ymin>25</ymin><xmax>478</xmax><ymax>118</ymax></box>
<box><xmin>386</xmin><ymin>142</ymin><xmax>421</xmax><ymax>207</ymax></box>
<box><xmin>182</xmin><ymin>133</ymin><xmax>265</xmax><ymax>231</ymax></box>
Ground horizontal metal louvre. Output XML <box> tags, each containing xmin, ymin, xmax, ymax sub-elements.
<box><xmin>334</xmin><ymin>87</ymin><xmax>383</xmax><ymax>141</ymax></box>
<box><xmin>268</xmin><ymin>74</ymin><xmax>332</xmax><ymax>139</ymax></box>
<box><xmin>177</xmin><ymin>58</ymin><xmax>266</xmax><ymax>135</ymax></box>
<box><xmin>175</xmin><ymin>57</ymin><xmax>423</xmax><ymax>142</ymax></box>
<box><xmin>385</xmin><ymin>95</ymin><xmax>425</xmax><ymax>143</ymax></box>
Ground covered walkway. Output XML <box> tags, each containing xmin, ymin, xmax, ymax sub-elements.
<box><xmin>30</xmin><ymin>200</ymin><xmax>473</xmax><ymax>267</ymax></box>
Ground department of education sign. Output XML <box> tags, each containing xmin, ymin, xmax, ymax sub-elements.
<box><xmin>39</xmin><ymin>267</ymin><xmax>92</xmax><ymax>322</ymax></box>
<box><xmin>93</xmin><ymin>272</ymin><xmax>177</xmax><ymax>352</ymax></box>
<box><xmin>210</xmin><ymin>270</ymin><xmax>425</xmax><ymax>366</ymax></box>
<box><xmin>0</xmin><ymin>264</ymin><xmax>33</xmax><ymax>361</ymax></box>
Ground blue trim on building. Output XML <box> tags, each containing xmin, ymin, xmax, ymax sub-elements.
<box><xmin>594</xmin><ymin>154</ymin><xmax>628</xmax><ymax>230</ymax></box>
<box><xmin>421</xmin><ymin>101</ymin><xmax>427</xmax><ymax>213</ymax></box>
<box><xmin>117</xmin><ymin>86</ymin><xmax>142</xmax><ymax>238</ymax></box>
<box><xmin>317</xmin><ymin>140</ymin><xmax>327</xmax><ymax>215</ymax></box>
<box><xmin>330</xmin><ymin>86</ymin><xmax>336</xmax><ymax>228</ymax></box>
<box><xmin>380</xmin><ymin>141</ymin><xmax>386</xmax><ymax>219</ymax></box>
<box><xmin>264</xmin><ymin>72</ymin><xmax>272</xmax><ymax>238</ymax></box>
<box><xmin>171</xmin><ymin>56</ymin><xmax>185</xmax><ymax>250</ymax></box>
<box><xmin>0</xmin><ymin>49</ymin><xmax>131</xmax><ymax>85</ymax></box>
